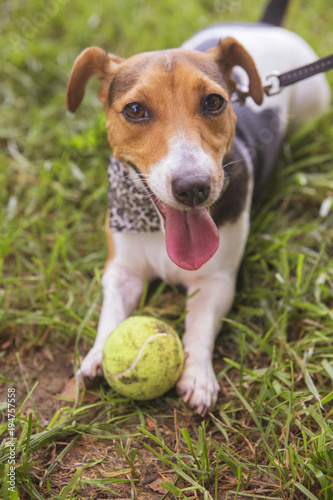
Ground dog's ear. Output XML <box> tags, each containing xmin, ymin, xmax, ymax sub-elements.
<box><xmin>66</xmin><ymin>47</ymin><xmax>124</xmax><ymax>112</ymax></box>
<box><xmin>207</xmin><ymin>37</ymin><xmax>263</xmax><ymax>105</ymax></box>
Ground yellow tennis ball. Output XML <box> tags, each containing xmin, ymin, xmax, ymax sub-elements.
<box><xmin>102</xmin><ymin>316</ymin><xmax>184</xmax><ymax>400</ymax></box>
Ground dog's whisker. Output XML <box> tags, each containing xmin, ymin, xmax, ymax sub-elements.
<box><xmin>137</xmin><ymin>184</ymin><xmax>152</xmax><ymax>195</ymax></box>
<box><xmin>222</xmin><ymin>158</ymin><xmax>244</xmax><ymax>170</ymax></box>
<box><xmin>142</xmin><ymin>192</ymin><xmax>156</xmax><ymax>203</ymax></box>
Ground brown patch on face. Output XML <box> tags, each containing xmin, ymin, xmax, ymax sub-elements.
<box><xmin>108</xmin><ymin>55</ymin><xmax>153</xmax><ymax>108</ymax></box>
<box><xmin>105</xmin><ymin>49</ymin><xmax>236</xmax><ymax>177</ymax></box>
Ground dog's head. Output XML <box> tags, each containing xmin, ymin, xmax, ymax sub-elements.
<box><xmin>66</xmin><ymin>39</ymin><xmax>263</xmax><ymax>270</ymax></box>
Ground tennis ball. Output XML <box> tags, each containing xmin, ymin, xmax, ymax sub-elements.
<box><xmin>102</xmin><ymin>316</ymin><xmax>184</xmax><ymax>400</ymax></box>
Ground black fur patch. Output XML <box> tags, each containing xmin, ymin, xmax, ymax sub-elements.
<box><xmin>211</xmin><ymin>142</ymin><xmax>249</xmax><ymax>226</ymax></box>
<box><xmin>212</xmin><ymin>104</ymin><xmax>282</xmax><ymax>225</ymax></box>
<box><xmin>233</xmin><ymin>103</ymin><xmax>282</xmax><ymax>197</ymax></box>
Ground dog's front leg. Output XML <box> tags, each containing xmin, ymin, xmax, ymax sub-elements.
<box><xmin>77</xmin><ymin>261</ymin><xmax>144</xmax><ymax>381</ymax></box>
<box><xmin>176</xmin><ymin>272</ymin><xmax>236</xmax><ymax>416</ymax></box>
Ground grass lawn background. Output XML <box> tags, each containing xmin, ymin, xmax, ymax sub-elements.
<box><xmin>1</xmin><ymin>0</ymin><xmax>333</xmax><ymax>498</ymax></box>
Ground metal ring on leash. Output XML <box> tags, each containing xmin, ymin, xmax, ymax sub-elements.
<box><xmin>263</xmin><ymin>71</ymin><xmax>283</xmax><ymax>96</ymax></box>
<box><xmin>232</xmin><ymin>53</ymin><xmax>333</xmax><ymax>104</ymax></box>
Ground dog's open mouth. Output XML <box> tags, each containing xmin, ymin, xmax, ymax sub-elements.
<box><xmin>147</xmin><ymin>185</ymin><xmax>220</xmax><ymax>271</ymax></box>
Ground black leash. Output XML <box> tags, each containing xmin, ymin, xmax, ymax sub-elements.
<box><xmin>233</xmin><ymin>53</ymin><xmax>333</xmax><ymax>103</ymax></box>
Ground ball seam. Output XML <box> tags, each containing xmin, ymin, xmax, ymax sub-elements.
<box><xmin>108</xmin><ymin>333</ymin><xmax>168</xmax><ymax>379</ymax></box>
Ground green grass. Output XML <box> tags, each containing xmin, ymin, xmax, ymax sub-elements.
<box><xmin>1</xmin><ymin>0</ymin><xmax>333</xmax><ymax>498</ymax></box>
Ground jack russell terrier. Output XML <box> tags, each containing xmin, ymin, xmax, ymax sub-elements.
<box><xmin>66</xmin><ymin>0</ymin><xmax>331</xmax><ymax>415</ymax></box>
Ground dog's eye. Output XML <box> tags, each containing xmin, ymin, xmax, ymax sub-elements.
<box><xmin>203</xmin><ymin>94</ymin><xmax>225</xmax><ymax>113</ymax></box>
<box><xmin>123</xmin><ymin>103</ymin><xmax>147</xmax><ymax>121</ymax></box>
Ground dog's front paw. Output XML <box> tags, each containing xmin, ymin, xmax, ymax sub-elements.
<box><xmin>176</xmin><ymin>361</ymin><xmax>220</xmax><ymax>416</ymax></box>
<box><xmin>76</xmin><ymin>347</ymin><xmax>103</xmax><ymax>384</ymax></box>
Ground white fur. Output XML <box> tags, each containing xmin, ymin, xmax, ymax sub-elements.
<box><xmin>77</xmin><ymin>262</ymin><xmax>144</xmax><ymax>380</ymax></box>
<box><xmin>148</xmin><ymin>134</ymin><xmax>223</xmax><ymax>210</ymax></box>
<box><xmin>78</xmin><ymin>23</ymin><xmax>331</xmax><ymax>415</ymax></box>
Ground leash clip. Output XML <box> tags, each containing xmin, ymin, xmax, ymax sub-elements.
<box><xmin>232</xmin><ymin>71</ymin><xmax>283</xmax><ymax>104</ymax></box>
<box><xmin>263</xmin><ymin>71</ymin><xmax>282</xmax><ymax>96</ymax></box>
<box><xmin>232</xmin><ymin>84</ymin><xmax>250</xmax><ymax>105</ymax></box>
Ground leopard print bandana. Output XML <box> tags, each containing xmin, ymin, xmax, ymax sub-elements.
<box><xmin>107</xmin><ymin>156</ymin><xmax>161</xmax><ymax>233</ymax></box>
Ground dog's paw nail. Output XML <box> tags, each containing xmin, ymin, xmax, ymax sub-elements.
<box><xmin>194</xmin><ymin>403</ymin><xmax>210</xmax><ymax>417</ymax></box>
<box><xmin>176</xmin><ymin>385</ymin><xmax>192</xmax><ymax>402</ymax></box>
<box><xmin>176</xmin><ymin>363</ymin><xmax>219</xmax><ymax>415</ymax></box>
<box><xmin>77</xmin><ymin>348</ymin><xmax>103</xmax><ymax>380</ymax></box>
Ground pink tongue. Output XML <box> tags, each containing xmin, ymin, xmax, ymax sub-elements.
<box><xmin>165</xmin><ymin>206</ymin><xmax>220</xmax><ymax>270</ymax></box>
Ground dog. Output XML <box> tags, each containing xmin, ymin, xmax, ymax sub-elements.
<box><xmin>66</xmin><ymin>0</ymin><xmax>331</xmax><ymax>415</ymax></box>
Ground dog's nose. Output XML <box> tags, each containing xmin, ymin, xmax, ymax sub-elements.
<box><xmin>172</xmin><ymin>176</ymin><xmax>211</xmax><ymax>207</ymax></box>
